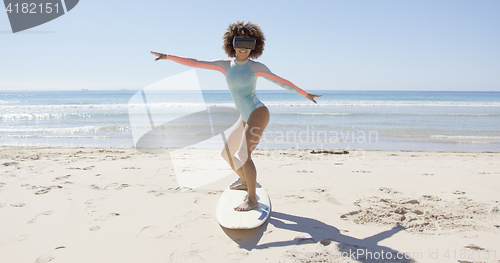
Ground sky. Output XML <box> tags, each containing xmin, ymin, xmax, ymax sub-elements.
<box><xmin>0</xmin><ymin>0</ymin><xmax>499</xmax><ymax>91</ymax></box>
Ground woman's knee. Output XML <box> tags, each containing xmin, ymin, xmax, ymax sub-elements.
<box><xmin>236</xmin><ymin>148</ymin><xmax>251</xmax><ymax>163</ymax></box>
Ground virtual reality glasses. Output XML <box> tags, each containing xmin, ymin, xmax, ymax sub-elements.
<box><xmin>232</xmin><ymin>37</ymin><xmax>256</xmax><ymax>50</ymax></box>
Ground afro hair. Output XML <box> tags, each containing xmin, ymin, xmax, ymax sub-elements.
<box><xmin>222</xmin><ymin>21</ymin><xmax>265</xmax><ymax>59</ymax></box>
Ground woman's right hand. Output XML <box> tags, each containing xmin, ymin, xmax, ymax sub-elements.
<box><xmin>306</xmin><ymin>93</ymin><xmax>322</xmax><ymax>104</ymax></box>
<box><xmin>151</xmin><ymin>51</ymin><xmax>168</xmax><ymax>61</ymax></box>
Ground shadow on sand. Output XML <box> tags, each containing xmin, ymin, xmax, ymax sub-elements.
<box><xmin>220</xmin><ymin>220</ymin><xmax>269</xmax><ymax>251</ymax></box>
<box><xmin>221</xmin><ymin>211</ymin><xmax>415</xmax><ymax>262</ymax></box>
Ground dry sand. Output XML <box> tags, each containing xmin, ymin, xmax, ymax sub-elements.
<box><xmin>0</xmin><ymin>147</ymin><xmax>499</xmax><ymax>262</ymax></box>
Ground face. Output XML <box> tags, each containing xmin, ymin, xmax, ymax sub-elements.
<box><xmin>234</xmin><ymin>35</ymin><xmax>252</xmax><ymax>61</ymax></box>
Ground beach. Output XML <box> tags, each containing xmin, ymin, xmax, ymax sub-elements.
<box><xmin>1</xmin><ymin>146</ymin><xmax>499</xmax><ymax>263</ymax></box>
<box><xmin>3</xmin><ymin>0</ymin><xmax>499</xmax><ymax>261</ymax></box>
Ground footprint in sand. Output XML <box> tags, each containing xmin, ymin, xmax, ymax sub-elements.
<box><xmin>352</xmin><ymin>170</ymin><xmax>372</xmax><ymax>173</ymax></box>
<box><xmin>135</xmin><ymin>225</ymin><xmax>160</xmax><ymax>238</ymax></box>
<box><xmin>34</xmin><ymin>246</ymin><xmax>66</xmax><ymax>263</ymax></box>
<box><xmin>225</xmin><ymin>251</ymin><xmax>249</xmax><ymax>260</ymax></box>
<box><xmin>84</xmin><ymin>196</ymin><xmax>109</xmax><ymax>205</ymax></box>
<box><xmin>379</xmin><ymin>187</ymin><xmax>400</xmax><ymax>194</ymax></box>
<box><xmin>103</xmin><ymin>182</ymin><xmax>119</xmax><ymax>190</ymax></box>
<box><xmin>54</xmin><ymin>175</ymin><xmax>71</xmax><ymax>181</ymax></box>
<box><xmin>89</xmin><ymin>184</ymin><xmax>101</xmax><ymax>190</ymax></box>
<box><xmin>325</xmin><ymin>195</ymin><xmax>341</xmax><ymax>205</ymax></box>
<box><xmin>205</xmin><ymin>191</ymin><xmax>222</xmax><ymax>195</ymax></box>
<box><xmin>89</xmin><ymin>226</ymin><xmax>101</xmax><ymax>231</ymax></box>
<box><xmin>2</xmin><ymin>161</ymin><xmax>19</xmax><ymax>167</ymax></box>
<box><xmin>35</xmin><ymin>188</ymin><xmax>51</xmax><ymax>195</ymax></box>
<box><xmin>93</xmin><ymin>212</ymin><xmax>121</xmax><ymax>222</ymax></box>
<box><xmin>28</xmin><ymin>211</ymin><xmax>54</xmax><ymax>224</ymax></box>
<box><xmin>114</xmin><ymin>184</ymin><xmax>130</xmax><ymax>190</ymax></box>
<box><xmin>293</xmin><ymin>236</ymin><xmax>315</xmax><ymax>245</ymax></box>
<box><xmin>16</xmin><ymin>234</ymin><xmax>28</xmax><ymax>241</ymax></box>
<box><xmin>464</xmin><ymin>244</ymin><xmax>484</xmax><ymax>251</ymax></box>
<box><xmin>422</xmin><ymin>195</ymin><xmax>442</xmax><ymax>201</ymax></box>
<box><xmin>67</xmin><ymin>166</ymin><xmax>94</xmax><ymax>170</ymax></box>
<box><xmin>35</xmin><ymin>185</ymin><xmax>63</xmax><ymax>195</ymax></box>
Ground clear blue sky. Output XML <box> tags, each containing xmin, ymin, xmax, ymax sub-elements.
<box><xmin>1</xmin><ymin>0</ymin><xmax>499</xmax><ymax>91</ymax></box>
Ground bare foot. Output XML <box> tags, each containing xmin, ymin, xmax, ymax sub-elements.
<box><xmin>230</xmin><ymin>184</ymin><xmax>247</xmax><ymax>190</ymax></box>
<box><xmin>234</xmin><ymin>199</ymin><xmax>258</xmax><ymax>211</ymax></box>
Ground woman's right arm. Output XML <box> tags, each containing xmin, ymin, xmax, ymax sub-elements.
<box><xmin>151</xmin><ymin>52</ymin><xmax>227</xmax><ymax>74</ymax></box>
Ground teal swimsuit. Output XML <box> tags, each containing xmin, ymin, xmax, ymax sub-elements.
<box><xmin>225</xmin><ymin>59</ymin><xmax>265</xmax><ymax>122</ymax></box>
<box><xmin>166</xmin><ymin>55</ymin><xmax>309</xmax><ymax>122</ymax></box>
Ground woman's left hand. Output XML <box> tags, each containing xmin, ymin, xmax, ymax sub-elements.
<box><xmin>307</xmin><ymin>93</ymin><xmax>322</xmax><ymax>104</ymax></box>
<box><xmin>151</xmin><ymin>51</ymin><xmax>168</xmax><ymax>61</ymax></box>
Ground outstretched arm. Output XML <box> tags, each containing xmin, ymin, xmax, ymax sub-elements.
<box><xmin>151</xmin><ymin>51</ymin><xmax>228</xmax><ymax>74</ymax></box>
<box><xmin>250</xmin><ymin>61</ymin><xmax>322</xmax><ymax>103</ymax></box>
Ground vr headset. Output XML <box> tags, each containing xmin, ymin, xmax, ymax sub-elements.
<box><xmin>233</xmin><ymin>37</ymin><xmax>256</xmax><ymax>50</ymax></box>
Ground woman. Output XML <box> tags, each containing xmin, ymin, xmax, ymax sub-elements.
<box><xmin>151</xmin><ymin>21</ymin><xmax>321</xmax><ymax>211</ymax></box>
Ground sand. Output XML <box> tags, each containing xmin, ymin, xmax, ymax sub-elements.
<box><xmin>0</xmin><ymin>146</ymin><xmax>499</xmax><ymax>263</ymax></box>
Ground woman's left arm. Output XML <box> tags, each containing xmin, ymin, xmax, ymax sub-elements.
<box><xmin>250</xmin><ymin>61</ymin><xmax>322</xmax><ymax>103</ymax></box>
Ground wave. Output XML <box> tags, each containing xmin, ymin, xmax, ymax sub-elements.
<box><xmin>0</xmin><ymin>125</ymin><xmax>220</xmax><ymax>135</ymax></box>
<box><xmin>2</xmin><ymin>110</ymin><xmax>497</xmax><ymax>121</ymax></box>
<box><xmin>265</xmin><ymin>101</ymin><xmax>500</xmax><ymax>107</ymax></box>
<box><xmin>272</xmin><ymin>112</ymin><xmax>500</xmax><ymax>118</ymax></box>
<box><xmin>430</xmin><ymin>135</ymin><xmax>500</xmax><ymax>140</ymax></box>
<box><xmin>0</xmin><ymin>113</ymin><xmax>94</xmax><ymax>120</ymax></box>
<box><xmin>386</xmin><ymin>134</ymin><xmax>500</xmax><ymax>145</ymax></box>
<box><xmin>0</xmin><ymin>125</ymin><xmax>131</xmax><ymax>134</ymax></box>
<box><xmin>427</xmin><ymin>139</ymin><xmax>500</xmax><ymax>145</ymax></box>
<box><xmin>0</xmin><ymin>102</ymin><xmax>236</xmax><ymax>110</ymax></box>
<box><xmin>435</xmin><ymin>113</ymin><xmax>500</xmax><ymax>117</ymax></box>
<box><xmin>412</xmin><ymin>113</ymin><xmax>500</xmax><ymax>117</ymax></box>
<box><xmin>280</xmin><ymin>112</ymin><xmax>355</xmax><ymax>116</ymax></box>
<box><xmin>0</xmin><ymin>100</ymin><xmax>21</xmax><ymax>104</ymax></box>
<box><xmin>1</xmin><ymin>100</ymin><xmax>499</xmax><ymax>111</ymax></box>
<box><xmin>0</xmin><ymin>134</ymin><xmax>111</xmax><ymax>139</ymax></box>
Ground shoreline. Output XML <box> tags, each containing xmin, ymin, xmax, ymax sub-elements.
<box><xmin>1</xmin><ymin>145</ymin><xmax>499</xmax><ymax>153</ymax></box>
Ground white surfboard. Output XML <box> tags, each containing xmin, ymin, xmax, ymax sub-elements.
<box><xmin>216</xmin><ymin>179</ymin><xmax>271</xmax><ymax>229</ymax></box>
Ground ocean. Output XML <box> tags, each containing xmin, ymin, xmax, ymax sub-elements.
<box><xmin>1</xmin><ymin>90</ymin><xmax>499</xmax><ymax>152</ymax></box>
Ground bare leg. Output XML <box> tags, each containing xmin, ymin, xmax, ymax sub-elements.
<box><xmin>221</xmin><ymin>118</ymin><xmax>248</xmax><ymax>189</ymax></box>
<box><xmin>234</xmin><ymin>106</ymin><xmax>270</xmax><ymax>211</ymax></box>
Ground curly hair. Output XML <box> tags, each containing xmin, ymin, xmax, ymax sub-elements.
<box><xmin>222</xmin><ymin>21</ymin><xmax>265</xmax><ymax>59</ymax></box>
